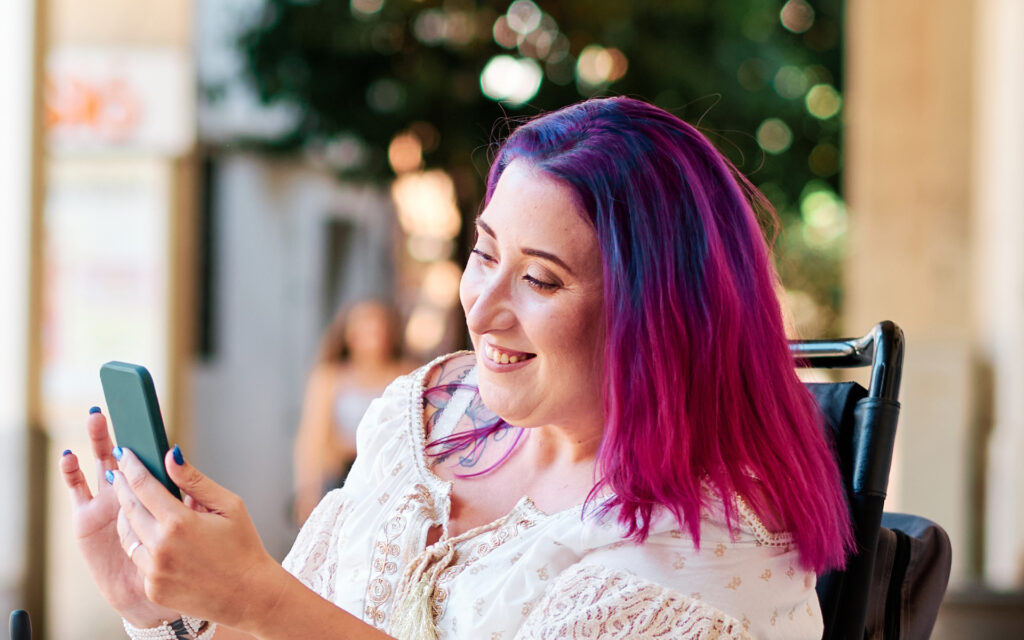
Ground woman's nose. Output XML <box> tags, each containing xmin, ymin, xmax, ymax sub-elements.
<box><xmin>464</xmin><ymin>269</ymin><xmax>517</xmax><ymax>335</ymax></box>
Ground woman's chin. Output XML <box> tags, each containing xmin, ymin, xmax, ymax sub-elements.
<box><xmin>476</xmin><ymin>385</ymin><xmax>532</xmax><ymax>427</ymax></box>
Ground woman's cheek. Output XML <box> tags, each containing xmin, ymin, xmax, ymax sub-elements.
<box><xmin>459</xmin><ymin>266</ymin><xmax>482</xmax><ymax>314</ymax></box>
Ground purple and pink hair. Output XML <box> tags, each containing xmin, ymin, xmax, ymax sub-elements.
<box><xmin>428</xmin><ymin>97</ymin><xmax>852</xmax><ymax>573</ymax></box>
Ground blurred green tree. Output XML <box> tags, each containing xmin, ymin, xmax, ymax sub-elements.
<box><xmin>230</xmin><ymin>0</ymin><xmax>846</xmax><ymax>335</ymax></box>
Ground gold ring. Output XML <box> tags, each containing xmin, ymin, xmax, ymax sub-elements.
<box><xmin>127</xmin><ymin>540</ymin><xmax>143</xmax><ymax>562</ymax></box>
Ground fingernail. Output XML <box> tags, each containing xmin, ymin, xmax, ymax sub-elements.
<box><xmin>89</xmin><ymin>406</ymin><xmax>101</xmax><ymax>415</ymax></box>
<box><xmin>112</xmin><ymin>446</ymin><xmax>123</xmax><ymax>461</ymax></box>
<box><xmin>105</xmin><ymin>470</ymin><xmax>115</xmax><ymax>485</ymax></box>
<box><xmin>62</xmin><ymin>449</ymin><xmax>72</xmax><ymax>457</ymax></box>
<box><xmin>172</xmin><ymin>445</ymin><xmax>184</xmax><ymax>466</ymax></box>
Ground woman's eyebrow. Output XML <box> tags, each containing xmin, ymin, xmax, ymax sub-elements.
<box><xmin>475</xmin><ymin>217</ymin><xmax>575</xmax><ymax>276</ymax></box>
<box><xmin>476</xmin><ymin>218</ymin><xmax>497</xmax><ymax>238</ymax></box>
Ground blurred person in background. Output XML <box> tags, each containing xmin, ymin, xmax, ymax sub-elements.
<box><xmin>293</xmin><ymin>299</ymin><xmax>418</xmax><ymax>526</ymax></box>
<box><xmin>61</xmin><ymin>97</ymin><xmax>852</xmax><ymax>640</ymax></box>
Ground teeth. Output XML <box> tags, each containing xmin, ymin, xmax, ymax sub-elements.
<box><xmin>484</xmin><ymin>345</ymin><xmax>529</xmax><ymax>365</ymax></box>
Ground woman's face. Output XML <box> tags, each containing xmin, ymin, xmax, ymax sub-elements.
<box><xmin>345</xmin><ymin>301</ymin><xmax>393</xmax><ymax>361</ymax></box>
<box><xmin>460</xmin><ymin>160</ymin><xmax>605</xmax><ymax>433</ymax></box>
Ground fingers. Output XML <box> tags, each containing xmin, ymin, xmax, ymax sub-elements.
<box><xmin>114</xmin><ymin>448</ymin><xmax>186</xmax><ymax>523</ymax></box>
<box><xmin>117</xmin><ymin>507</ymin><xmax>152</xmax><ymax>572</ymax></box>
<box><xmin>59</xmin><ymin>449</ymin><xmax>93</xmax><ymax>507</ymax></box>
<box><xmin>86</xmin><ymin>408</ymin><xmax>119</xmax><ymax>484</ymax></box>
<box><xmin>164</xmin><ymin>446</ymin><xmax>238</xmax><ymax>515</ymax></box>
<box><xmin>110</xmin><ymin>467</ymin><xmax>160</xmax><ymax>546</ymax></box>
<box><xmin>117</xmin><ymin>446</ymin><xmax>188</xmax><ymax>522</ymax></box>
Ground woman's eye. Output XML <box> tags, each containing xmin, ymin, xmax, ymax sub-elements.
<box><xmin>523</xmin><ymin>274</ymin><xmax>559</xmax><ymax>291</ymax></box>
<box><xmin>471</xmin><ymin>248</ymin><xmax>496</xmax><ymax>263</ymax></box>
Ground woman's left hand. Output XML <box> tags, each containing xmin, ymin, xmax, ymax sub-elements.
<box><xmin>109</xmin><ymin>447</ymin><xmax>287</xmax><ymax>631</ymax></box>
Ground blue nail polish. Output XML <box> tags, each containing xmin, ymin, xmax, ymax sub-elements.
<box><xmin>112</xmin><ymin>446</ymin><xmax>123</xmax><ymax>461</ymax></box>
<box><xmin>172</xmin><ymin>445</ymin><xmax>184</xmax><ymax>466</ymax></box>
<box><xmin>89</xmin><ymin>406</ymin><xmax>101</xmax><ymax>415</ymax></box>
<box><xmin>105</xmin><ymin>470</ymin><xmax>115</xmax><ymax>485</ymax></box>
<box><xmin>62</xmin><ymin>449</ymin><xmax>72</xmax><ymax>457</ymax></box>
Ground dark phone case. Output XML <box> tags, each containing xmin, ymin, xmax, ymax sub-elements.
<box><xmin>99</xmin><ymin>361</ymin><xmax>181</xmax><ymax>499</ymax></box>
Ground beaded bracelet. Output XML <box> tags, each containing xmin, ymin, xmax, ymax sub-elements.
<box><xmin>122</xmin><ymin>615</ymin><xmax>217</xmax><ymax>639</ymax></box>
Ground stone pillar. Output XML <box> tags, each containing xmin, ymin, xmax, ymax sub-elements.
<box><xmin>972</xmin><ymin>0</ymin><xmax>1024</xmax><ymax>589</ymax></box>
<box><xmin>844</xmin><ymin>0</ymin><xmax>976</xmax><ymax>583</ymax></box>
<box><xmin>0</xmin><ymin>0</ymin><xmax>46</xmax><ymax>631</ymax></box>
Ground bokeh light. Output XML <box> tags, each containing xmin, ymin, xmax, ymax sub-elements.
<box><xmin>408</xmin><ymin>121</ymin><xmax>440</xmax><ymax>153</ymax></box>
<box><xmin>421</xmin><ymin>260</ymin><xmax>463</xmax><ymax>308</ymax></box>
<box><xmin>576</xmin><ymin>45</ymin><xmax>628</xmax><ymax>88</ymax></box>
<box><xmin>809</xmin><ymin>142</ymin><xmax>840</xmax><ymax>176</ymax></box>
<box><xmin>391</xmin><ymin>170</ymin><xmax>462</xmax><ymax>241</ymax></box>
<box><xmin>805</xmin><ymin>83</ymin><xmax>842</xmax><ymax>119</ymax></box>
<box><xmin>480</xmin><ymin>55</ymin><xmax>542</xmax><ymax>105</ymax></box>
<box><xmin>366</xmin><ymin>78</ymin><xmax>405</xmax><ymax>113</ymax></box>
<box><xmin>387</xmin><ymin>132</ymin><xmax>423</xmax><ymax>174</ymax></box>
<box><xmin>773</xmin><ymin>65</ymin><xmax>809</xmax><ymax>99</ymax></box>
<box><xmin>519</xmin><ymin>25</ymin><xmax>554</xmax><ymax>59</ymax></box>
<box><xmin>492</xmin><ymin>15</ymin><xmax>518</xmax><ymax>49</ymax></box>
<box><xmin>756</xmin><ymin>118</ymin><xmax>794</xmax><ymax>154</ymax></box>
<box><xmin>450</xmin><ymin>13</ymin><xmax>476</xmax><ymax>45</ymax></box>
<box><xmin>350</xmin><ymin>0</ymin><xmax>384</xmax><ymax>19</ymax></box>
<box><xmin>545</xmin><ymin>33</ymin><xmax>570</xmax><ymax>63</ymax></box>
<box><xmin>780</xmin><ymin>0</ymin><xmax>815</xmax><ymax>34</ymax></box>
<box><xmin>506</xmin><ymin>0</ymin><xmax>543</xmax><ymax>36</ymax></box>
<box><xmin>405</xmin><ymin>305</ymin><xmax>448</xmax><ymax>353</ymax></box>
<box><xmin>414</xmin><ymin>9</ymin><xmax>448</xmax><ymax>45</ymax></box>
<box><xmin>800</xmin><ymin>182</ymin><xmax>847</xmax><ymax>249</ymax></box>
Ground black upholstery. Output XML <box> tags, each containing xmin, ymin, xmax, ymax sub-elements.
<box><xmin>807</xmin><ymin>381</ymin><xmax>905</xmax><ymax>639</ymax></box>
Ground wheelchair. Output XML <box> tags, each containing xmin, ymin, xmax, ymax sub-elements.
<box><xmin>794</xmin><ymin>321</ymin><xmax>952</xmax><ymax>639</ymax></box>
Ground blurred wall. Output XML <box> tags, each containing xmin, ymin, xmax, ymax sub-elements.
<box><xmin>189</xmin><ymin>154</ymin><xmax>397</xmax><ymax>559</ymax></box>
<box><xmin>42</xmin><ymin>0</ymin><xmax>196</xmax><ymax>638</ymax></box>
<box><xmin>846</xmin><ymin>0</ymin><xmax>1024</xmax><ymax>588</ymax></box>
<box><xmin>0</xmin><ymin>0</ymin><xmax>45</xmax><ymax>629</ymax></box>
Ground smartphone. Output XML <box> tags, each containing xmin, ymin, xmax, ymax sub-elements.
<box><xmin>99</xmin><ymin>361</ymin><xmax>181</xmax><ymax>499</ymax></box>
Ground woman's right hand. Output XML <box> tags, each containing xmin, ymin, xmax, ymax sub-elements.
<box><xmin>59</xmin><ymin>408</ymin><xmax>181</xmax><ymax>628</ymax></box>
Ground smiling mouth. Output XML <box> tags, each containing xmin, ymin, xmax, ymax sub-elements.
<box><xmin>484</xmin><ymin>344</ymin><xmax>537</xmax><ymax>365</ymax></box>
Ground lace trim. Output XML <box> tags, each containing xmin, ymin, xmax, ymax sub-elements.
<box><xmin>734</xmin><ymin>496</ymin><xmax>793</xmax><ymax>547</ymax></box>
<box><xmin>408</xmin><ymin>350</ymin><xmax>473</xmax><ymax>494</ymax></box>
<box><xmin>515</xmin><ymin>563</ymin><xmax>753</xmax><ymax>640</ymax></box>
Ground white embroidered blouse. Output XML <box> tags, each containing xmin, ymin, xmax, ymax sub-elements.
<box><xmin>280</xmin><ymin>355</ymin><xmax>824</xmax><ymax>639</ymax></box>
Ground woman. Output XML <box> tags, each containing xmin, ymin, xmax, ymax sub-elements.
<box><xmin>293</xmin><ymin>299</ymin><xmax>416</xmax><ymax>525</ymax></box>
<box><xmin>61</xmin><ymin>97</ymin><xmax>851</xmax><ymax>639</ymax></box>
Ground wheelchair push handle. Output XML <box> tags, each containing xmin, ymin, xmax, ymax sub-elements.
<box><xmin>9</xmin><ymin>610</ymin><xmax>30</xmax><ymax>640</ymax></box>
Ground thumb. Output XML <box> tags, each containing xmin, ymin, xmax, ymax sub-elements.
<box><xmin>164</xmin><ymin>445</ymin><xmax>236</xmax><ymax>514</ymax></box>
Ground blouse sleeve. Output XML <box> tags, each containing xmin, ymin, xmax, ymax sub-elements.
<box><xmin>282</xmin><ymin>370</ymin><xmax>416</xmax><ymax>601</ymax></box>
<box><xmin>512</xmin><ymin>563</ymin><xmax>752</xmax><ymax>640</ymax></box>
<box><xmin>281</xmin><ymin>488</ymin><xmax>354</xmax><ymax>603</ymax></box>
